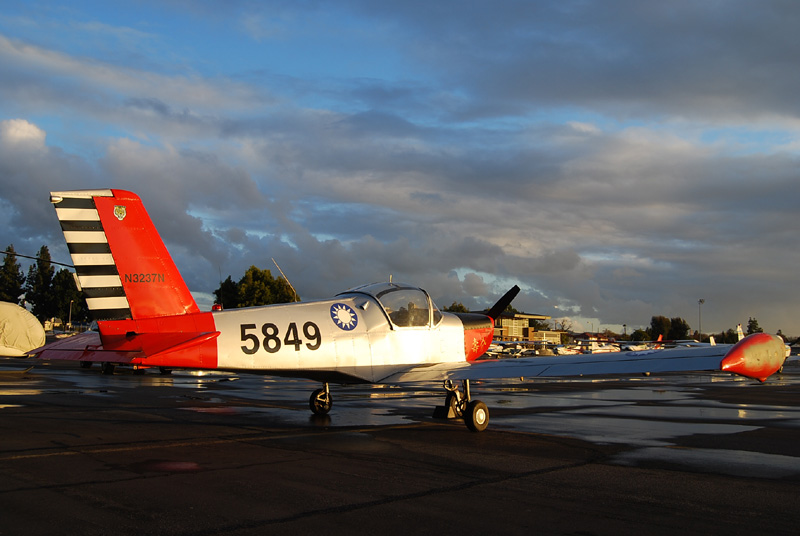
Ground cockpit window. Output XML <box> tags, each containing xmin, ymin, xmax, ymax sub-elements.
<box><xmin>380</xmin><ymin>288</ymin><xmax>430</xmax><ymax>327</ymax></box>
<box><xmin>338</xmin><ymin>282</ymin><xmax>443</xmax><ymax>328</ymax></box>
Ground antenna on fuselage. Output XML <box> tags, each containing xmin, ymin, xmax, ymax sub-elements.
<box><xmin>272</xmin><ymin>257</ymin><xmax>299</xmax><ymax>302</ymax></box>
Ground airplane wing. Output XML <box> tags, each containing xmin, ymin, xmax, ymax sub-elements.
<box><xmin>29</xmin><ymin>331</ymin><xmax>135</xmax><ymax>362</ymax></box>
<box><xmin>32</xmin><ymin>330</ymin><xmax>221</xmax><ymax>364</ymax></box>
<box><xmin>380</xmin><ymin>334</ymin><xmax>787</xmax><ymax>384</ymax></box>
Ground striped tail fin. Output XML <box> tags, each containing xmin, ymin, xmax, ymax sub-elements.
<box><xmin>50</xmin><ymin>189</ymin><xmax>199</xmax><ymax>321</ymax></box>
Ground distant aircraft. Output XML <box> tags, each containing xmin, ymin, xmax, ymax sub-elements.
<box><xmin>32</xmin><ymin>189</ymin><xmax>788</xmax><ymax>431</ymax></box>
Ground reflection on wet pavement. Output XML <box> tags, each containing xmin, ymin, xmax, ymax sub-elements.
<box><xmin>492</xmin><ymin>413</ymin><xmax>760</xmax><ymax>447</ymax></box>
<box><xmin>612</xmin><ymin>447</ymin><xmax>800</xmax><ymax>479</ymax></box>
<box><xmin>3</xmin><ymin>358</ymin><xmax>799</xmax><ymax>477</ymax></box>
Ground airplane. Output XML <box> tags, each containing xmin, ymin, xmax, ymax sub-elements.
<box><xmin>32</xmin><ymin>189</ymin><xmax>789</xmax><ymax>432</ymax></box>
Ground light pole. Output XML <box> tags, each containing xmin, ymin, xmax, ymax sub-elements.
<box><xmin>698</xmin><ymin>299</ymin><xmax>705</xmax><ymax>342</ymax></box>
<box><xmin>68</xmin><ymin>299</ymin><xmax>74</xmax><ymax>331</ymax></box>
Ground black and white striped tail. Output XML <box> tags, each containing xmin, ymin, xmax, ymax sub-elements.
<box><xmin>50</xmin><ymin>190</ymin><xmax>131</xmax><ymax>320</ymax></box>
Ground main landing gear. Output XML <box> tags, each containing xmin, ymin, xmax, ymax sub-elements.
<box><xmin>307</xmin><ymin>380</ymin><xmax>489</xmax><ymax>432</ymax></box>
<box><xmin>309</xmin><ymin>382</ymin><xmax>333</xmax><ymax>415</ymax></box>
<box><xmin>435</xmin><ymin>379</ymin><xmax>489</xmax><ymax>432</ymax></box>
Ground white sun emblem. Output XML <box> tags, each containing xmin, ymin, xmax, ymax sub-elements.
<box><xmin>330</xmin><ymin>303</ymin><xmax>358</xmax><ymax>331</ymax></box>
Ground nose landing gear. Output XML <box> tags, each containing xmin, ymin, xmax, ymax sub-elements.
<box><xmin>309</xmin><ymin>382</ymin><xmax>332</xmax><ymax>415</ymax></box>
<box><xmin>435</xmin><ymin>379</ymin><xmax>489</xmax><ymax>432</ymax></box>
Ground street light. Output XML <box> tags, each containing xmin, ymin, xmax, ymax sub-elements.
<box><xmin>698</xmin><ymin>299</ymin><xmax>705</xmax><ymax>341</ymax></box>
<box><xmin>67</xmin><ymin>299</ymin><xmax>74</xmax><ymax>331</ymax></box>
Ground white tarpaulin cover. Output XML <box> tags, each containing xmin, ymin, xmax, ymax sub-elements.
<box><xmin>0</xmin><ymin>302</ymin><xmax>45</xmax><ymax>356</ymax></box>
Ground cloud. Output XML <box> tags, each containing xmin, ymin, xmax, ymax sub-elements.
<box><xmin>0</xmin><ymin>119</ymin><xmax>97</xmax><ymax>247</ymax></box>
<box><xmin>0</xmin><ymin>118</ymin><xmax>45</xmax><ymax>147</ymax></box>
<box><xmin>2</xmin><ymin>2</ymin><xmax>800</xmax><ymax>336</ymax></box>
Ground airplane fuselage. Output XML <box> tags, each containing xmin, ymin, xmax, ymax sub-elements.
<box><xmin>212</xmin><ymin>294</ymin><xmax>469</xmax><ymax>382</ymax></box>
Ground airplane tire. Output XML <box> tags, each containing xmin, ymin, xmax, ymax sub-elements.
<box><xmin>79</xmin><ymin>361</ymin><xmax>92</xmax><ymax>369</ymax></box>
<box><xmin>465</xmin><ymin>400</ymin><xmax>489</xmax><ymax>432</ymax></box>
<box><xmin>309</xmin><ymin>388</ymin><xmax>332</xmax><ymax>415</ymax></box>
<box><xmin>101</xmin><ymin>362</ymin><xmax>115</xmax><ymax>375</ymax></box>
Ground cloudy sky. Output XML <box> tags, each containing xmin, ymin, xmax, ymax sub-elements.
<box><xmin>1</xmin><ymin>1</ymin><xmax>798</xmax><ymax>336</ymax></box>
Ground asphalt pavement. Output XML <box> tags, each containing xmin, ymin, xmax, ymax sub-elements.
<box><xmin>1</xmin><ymin>358</ymin><xmax>799</xmax><ymax>535</ymax></box>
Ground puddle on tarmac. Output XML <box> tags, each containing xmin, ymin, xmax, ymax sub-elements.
<box><xmin>492</xmin><ymin>414</ymin><xmax>760</xmax><ymax>446</ymax></box>
<box><xmin>0</xmin><ymin>388</ymin><xmax>43</xmax><ymax>396</ymax></box>
<box><xmin>37</xmin><ymin>368</ymin><xmax>241</xmax><ymax>391</ymax></box>
<box><xmin>611</xmin><ymin>447</ymin><xmax>800</xmax><ymax>479</ymax></box>
<box><xmin>179</xmin><ymin>402</ymin><xmax>415</xmax><ymax>428</ymax></box>
<box><xmin>562</xmin><ymin>404</ymin><xmax>800</xmax><ymax>423</ymax></box>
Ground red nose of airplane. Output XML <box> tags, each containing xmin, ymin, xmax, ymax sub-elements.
<box><xmin>455</xmin><ymin>313</ymin><xmax>494</xmax><ymax>361</ymax></box>
<box><xmin>720</xmin><ymin>333</ymin><xmax>786</xmax><ymax>382</ymax></box>
<box><xmin>455</xmin><ymin>285</ymin><xmax>520</xmax><ymax>362</ymax></box>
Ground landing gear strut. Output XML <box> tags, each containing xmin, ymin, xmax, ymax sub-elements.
<box><xmin>309</xmin><ymin>382</ymin><xmax>333</xmax><ymax>415</ymax></box>
<box><xmin>435</xmin><ymin>379</ymin><xmax>489</xmax><ymax>432</ymax></box>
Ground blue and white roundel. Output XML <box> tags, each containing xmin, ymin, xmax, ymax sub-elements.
<box><xmin>330</xmin><ymin>303</ymin><xmax>358</xmax><ymax>331</ymax></box>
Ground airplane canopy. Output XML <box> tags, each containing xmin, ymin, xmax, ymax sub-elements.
<box><xmin>339</xmin><ymin>282</ymin><xmax>443</xmax><ymax>328</ymax></box>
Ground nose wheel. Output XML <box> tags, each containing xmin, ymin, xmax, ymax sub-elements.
<box><xmin>309</xmin><ymin>382</ymin><xmax>332</xmax><ymax>415</ymax></box>
<box><xmin>464</xmin><ymin>399</ymin><xmax>489</xmax><ymax>432</ymax></box>
<box><xmin>438</xmin><ymin>379</ymin><xmax>489</xmax><ymax>432</ymax></box>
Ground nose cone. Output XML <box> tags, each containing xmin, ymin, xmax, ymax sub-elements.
<box><xmin>454</xmin><ymin>313</ymin><xmax>494</xmax><ymax>361</ymax></box>
<box><xmin>720</xmin><ymin>333</ymin><xmax>786</xmax><ymax>381</ymax></box>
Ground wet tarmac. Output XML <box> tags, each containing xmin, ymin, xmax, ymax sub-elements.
<box><xmin>1</xmin><ymin>357</ymin><xmax>799</xmax><ymax>535</ymax></box>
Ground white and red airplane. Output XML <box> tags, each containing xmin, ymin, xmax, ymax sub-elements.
<box><xmin>33</xmin><ymin>189</ymin><xmax>788</xmax><ymax>431</ymax></box>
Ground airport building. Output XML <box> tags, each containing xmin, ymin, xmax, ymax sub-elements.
<box><xmin>493</xmin><ymin>312</ymin><xmax>561</xmax><ymax>344</ymax></box>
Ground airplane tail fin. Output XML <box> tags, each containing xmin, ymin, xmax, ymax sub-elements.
<box><xmin>653</xmin><ymin>334</ymin><xmax>663</xmax><ymax>349</ymax></box>
<box><xmin>50</xmin><ymin>189</ymin><xmax>200</xmax><ymax>321</ymax></box>
<box><xmin>736</xmin><ymin>323</ymin><xmax>744</xmax><ymax>341</ymax></box>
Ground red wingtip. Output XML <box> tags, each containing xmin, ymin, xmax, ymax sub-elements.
<box><xmin>720</xmin><ymin>333</ymin><xmax>785</xmax><ymax>381</ymax></box>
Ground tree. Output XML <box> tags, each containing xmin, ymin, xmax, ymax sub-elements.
<box><xmin>443</xmin><ymin>301</ymin><xmax>468</xmax><ymax>313</ymax></box>
<box><xmin>716</xmin><ymin>328</ymin><xmax>739</xmax><ymax>344</ymax></box>
<box><xmin>213</xmin><ymin>275</ymin><xmax>241</xmax><ymax>309</ymax></box>
<box><xmin>667</xmin><ymin>317</ymin><xmax>691</xmax><ymax>340</ymax></box>
<box><xmin>648</xmin><ymin>316</ymin><xmax>671</xmax><ymax>340</ymax></box>
<box><xmin>237</xmin><ymin>266</ymin><xmax>298</xmax><ymax>307</ymax></box>
<box><xmin>553</xmin><ymin>318</ymin><xmax>573</xmax><ymax>332</ymax></box>
<box><xmin>530</xmin><ymin>318</ymin><xmax>551</xmax><ymax>330</ymax></box>
<box><xmin>746</xmin><ymin>317</ymin><xmax>763</xmax><ymax>335</ymax></box>
<box><xmin>630</xmin><ymin>328</ymin><xmax>650</xmax><ymax>341</ymax></box>
<box><xmin>0</xmin><ymin>245</ymin><xmax>25</xmax><ymax>304</ymax></box>
<box><xmin>25</xmin><ymin>246</ymin><xmax>55</xmax><ymax>321</ymax></box>
<box><xmin>51</xmin><ymin>269</ymin><xmax>90</xmax><ymax>325</ymax></box>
